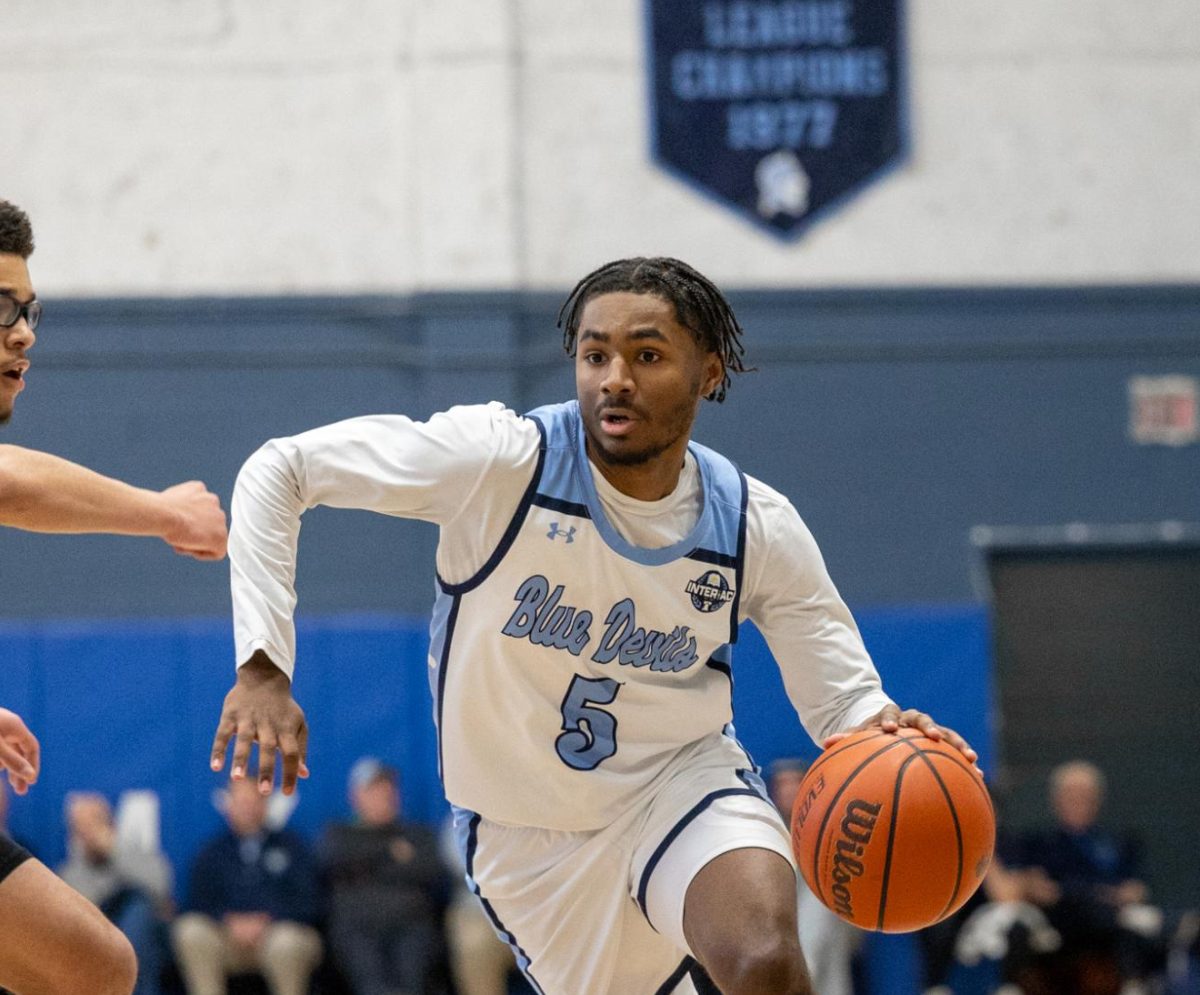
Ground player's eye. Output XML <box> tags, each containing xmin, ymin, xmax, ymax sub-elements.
<box><xmin>638</xmin><ymin>350</ymin><xmax>661</xmax><ymax>363</ymax></box>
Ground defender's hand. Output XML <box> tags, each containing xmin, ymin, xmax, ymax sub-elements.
<box><xmin>210</xmin><ymin>652</ymin><xmax>309</xmax><ymax>795</ymax></box>
<box><xmin>160</xmin><ymin>481</ymin><xmax>228</xmax><ymax>561</ymax></box>
<box><xmin>0</xmin><ymin>707</ymin><xmax>40</xmax><ymax>795</ymax></box>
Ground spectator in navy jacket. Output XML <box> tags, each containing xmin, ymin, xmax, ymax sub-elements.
<box><xmin>1014</xmin><ymin>760</ymin><xmax>1162</xmax><ymax>995</ymax></box>
<box><xmin>171</xmin><ymin>778</ymin><xmax>323</xmax><ymax>995</ymax></box>
<box><xmin>320</xmin><ymin>757</ymin><xmax>451</xmax><ymax>995</ymax></box>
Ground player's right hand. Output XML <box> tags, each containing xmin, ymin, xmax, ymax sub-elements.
<box><xmin>210</xmin><ymin>651</ymin><xmax>309</xmax><ymax>796</ymax></box>
<box><xmin>160</xmin><ymin>480</ymin><xmax>228</xmax><ymax>560</ymax></box>
<box><xmin>0</xmin><ymin>707</ymin><xmax>40</xmax><ymax>795</ymax></box>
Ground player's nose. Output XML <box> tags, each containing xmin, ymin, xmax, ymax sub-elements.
<box><xmin>601</xmin><ymin>355</ymin><xmax>634</xmax><ymax>394</ymax></box>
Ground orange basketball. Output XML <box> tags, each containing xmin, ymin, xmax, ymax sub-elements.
<box><xmin>790</xmin><ymin>727</ymin><xmax>995</xmax><ymax>933</ymax></box>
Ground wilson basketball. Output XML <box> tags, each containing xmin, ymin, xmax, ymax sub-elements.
<box><xmin>790</xmin><ymin>727</ymin><xmax>995</xmax><ymax>933</ymax></box>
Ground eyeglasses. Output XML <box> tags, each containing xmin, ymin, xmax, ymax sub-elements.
<box><xmin>0</xmin><ymin>296</ymin><xmax>41</xmax><ymax>331</ymax></box>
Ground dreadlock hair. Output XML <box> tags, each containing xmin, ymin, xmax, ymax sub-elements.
<box><xmin>557</xmin><ymin>257</ymin><xmax>750</xmax><ymax>403</ymax></box>
<box><xmin>0</xmin><ymin>200</ymin><xmax>34</xmax><ymax>259</ymax></box>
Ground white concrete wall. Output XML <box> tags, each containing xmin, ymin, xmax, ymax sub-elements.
<box><xmin>5</xmin><ymin>0</ymin><xmax>1198</xmax><ymax>295</ymax></box>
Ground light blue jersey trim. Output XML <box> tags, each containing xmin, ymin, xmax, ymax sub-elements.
<box><xmin>573</xmin><ymin>407</ymin><xmax>716</xmax><ymax>566</ymax></box>
<box><xmin>523</xmin><ymin>400</ymin><xmax>747</xmax><ymax>570</ymax></box>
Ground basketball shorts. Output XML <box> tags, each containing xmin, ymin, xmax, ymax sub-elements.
<box><xmin>450</xmin><ymin>733</ymin><xmax>795</xmax><ymax>995</ymax></box>
<box><xmin>0</xmin><ymin>832</ymin><xmax>32</xmax><ymax>885</ymax></box>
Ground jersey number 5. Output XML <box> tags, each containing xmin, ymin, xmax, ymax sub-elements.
<box><xmin>556</xmin><ymin>675</ymin><xmax>620</xmax><ymax>771</ymax></box>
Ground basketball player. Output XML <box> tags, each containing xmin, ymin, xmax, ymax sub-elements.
<box><xmin>212</xmin><ymin>257</ymin><xmax>979</xmax><ymax>995</ymax></box>
<box><xmin>0</xmin><ymin>198</ymin><xmax>228</xmax><ymax>995</ymax></box>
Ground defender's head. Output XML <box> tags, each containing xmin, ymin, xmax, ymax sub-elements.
<box><xmin>0</xmin><ymin>199</ymin><xmax>38</xmax><ymax>426</ymax></box>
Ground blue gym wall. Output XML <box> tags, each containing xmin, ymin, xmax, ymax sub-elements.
<box><xmin>5</xmin><ymin>286</ymin><xmax>1197</xmax><ymax>618</ymax></box>
<box><xmin>2</xmin><ymin>286</ymin><xmax>1197</xmax><ymax>989</ymax></box>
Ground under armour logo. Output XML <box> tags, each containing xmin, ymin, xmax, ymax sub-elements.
<box><xmin>547</xmin><ymin>523</ymin><xmax>576</xmax><ymax>543</ymax></box>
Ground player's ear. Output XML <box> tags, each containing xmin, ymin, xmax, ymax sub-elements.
<box><xmin>702</xmin><ymin>353</ymin><xmax>724</xmax><ymax>399</ymax></box>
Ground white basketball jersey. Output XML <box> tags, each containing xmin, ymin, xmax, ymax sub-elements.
<box><xmin>429</xmin><ymin>401</ymin><xmax>751</xmax><ymax>831</ymax></box>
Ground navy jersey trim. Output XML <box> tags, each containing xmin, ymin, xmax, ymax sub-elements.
<box><xmin>434</xmin><ymin>594</ymin><xmax>462</xmax><ymax>782</ymax></box>
<box><xmin>465</xmin><ymin>812</ymin><xmax>482</xmax><ymax>879</ymax></box>
<box><xmin>687</xmin><ymin>547</ymin><xmax>737</xmax><ymax>568</ymax></box>
<box><xmin>531</xmin><ymin>493</ymin><xmax>591</xmax><ymax>520</ymax></box>
<box><xmin>635</xmin><ymin>786</ymin><xmax>762</xmax><ymax>922</ymax></box>
<box><xmin>704</xmin><ymin>652</ymin><xmax>732</xmax><ymax>679</ymax></box>
<box><xmin>464</xmin><ymin>813</ymin><xmax>547</xmax><ymax>995</ymax></box>
<box><xmin>438</xmin><ymin>416</ymin><xmax>549</xmax><ymax>596</ymax></box>
<box><xmin>727</xmin><ymin>470</ymin><xmax>749</xmax><ymax>645</ymax></box>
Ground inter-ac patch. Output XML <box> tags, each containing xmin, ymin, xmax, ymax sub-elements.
<box><xmin>685</xmin><ymin>570</ymin><xmax>735</xmax><ymax>613</ymax></box>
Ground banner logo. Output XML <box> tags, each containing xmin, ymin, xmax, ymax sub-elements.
<box><xmin>645</xmin><ymin>1</ymin><xmax>907</xmax><ymax>239</ymax></box>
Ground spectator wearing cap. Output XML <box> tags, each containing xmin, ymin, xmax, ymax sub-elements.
<box><xmin>319</xmin><ymin>757</ymin><xmax>451</xmax><ymax>995</ymax></box>
<box><xmin>171</xmin><ymin>777</ymin><xmax>323</xmax><ymax>995</ymax></box>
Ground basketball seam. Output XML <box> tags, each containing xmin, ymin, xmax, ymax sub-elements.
<box><xmin>896</xmin><ymin>738</ymin><xmax>966</xmax><ymax>927</ymax></box>
<box><xmin>800</xmin><ymin>729</ymin><xmax>891</xmax><ymax>785</ymax></box>
<box><xmin>909</xmin><ymin>739</ymin><xmax>997</xmax><ymax>825</ymax></box>
<box><xmin>875</xmin><ymin>750</ymin><xmax>924</xmax><ymax>931</ymax></box>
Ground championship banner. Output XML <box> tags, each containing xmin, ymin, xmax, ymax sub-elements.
<box><xmin>645</xmin><ymin>1</ymin><xmax>907</xmax><ymax>239</ymax></box>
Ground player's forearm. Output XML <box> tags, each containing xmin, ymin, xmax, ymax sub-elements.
<box><xmin>230</xmin><ymin>442</ymin><xmax>305</xmax><ymax>677</ymax></box>
<box><xmin>0</xmin><ymin>445</ymin><xmax>179</xmax><ymax>537</ymax></box>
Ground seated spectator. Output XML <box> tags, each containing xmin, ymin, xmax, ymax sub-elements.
<box><xmin>767</xmin><ymin>757</ymin><xmax>862</xmax><ymax>995</ymax></box>
<box><xmin>921</xmin><ymin>844</ymin><xmax>1062</xmax><ymax>995</ymax></box>
<box><xmin>58</xmin><ymin>791</ymin><xmax>174</xmax><ymax>995</ymax></box>
<box><xmin>172</xmin><ymin>778</ymin><xmax>322</xmax><ymax>995</ymax></box>
<box><xmin>320</xmin><ymin>757</ymin><xmax>450</xmax><ymax>995</ymax></box>
<box><xmin>1011</xmin><ymin>760</ymin><xmax>1163</xmax><ymax>995</ymax></box>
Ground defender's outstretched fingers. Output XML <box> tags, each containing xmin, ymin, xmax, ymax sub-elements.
<box><xmin>0</xmin><ymin>741</ymin><xmax>36</xmax><ymax>792</ymax></box>
<box><xmin>0</xmin><ymin>739</ymin><xmax>35</xmax><ymax>778</ymax></box>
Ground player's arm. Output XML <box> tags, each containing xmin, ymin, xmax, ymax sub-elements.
<box><xmin>213</xmin><ymin>407</ymin><xmax>518</xmax><ymax>795</ymax></box>
<box><xmin>743</xmin><ymin>493</ymin><xmax>978</xmax><ymax>766</ymax></box>
<box><xmin>741</xmin><ymin>494</ymin><xmax>892</xmax><ymax>740</ymax></box>
<box><xmin>0</xmin><ymin>444</ymin><xmax>227</xmax><ymax>559</ymax></box>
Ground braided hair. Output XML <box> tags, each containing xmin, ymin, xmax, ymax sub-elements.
<box><xmin>0</xmin><ymin>200</ymin><xmax>34</xmax><ymax>259</ymax></box>
<box><xmin>557</xmin><ymin>257</ymin><xmax>750</xmax><ymax>403</ymax></box>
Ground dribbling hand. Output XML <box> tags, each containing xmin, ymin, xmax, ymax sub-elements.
<box><xmin>823</xmin><ymin>704</ymin><xmax>982</xmax><ymax>775</ymax></box>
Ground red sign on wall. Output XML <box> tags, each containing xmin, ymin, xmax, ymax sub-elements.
<box><xmin>1128</xmin><ymin>375</ymin><xmax>1198</xmax><ymax>446</ymax></box>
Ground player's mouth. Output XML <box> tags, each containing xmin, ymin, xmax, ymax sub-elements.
<box><xmin>599</xmin><ymin>407</ymin><xmax>640</xmax><ymax>438</ymax></box>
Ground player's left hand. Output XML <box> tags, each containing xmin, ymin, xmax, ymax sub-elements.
<box><xmin>823</xmin><ymin>704</ymin><xmax>982</xmax><ymax>775</ymax></box>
